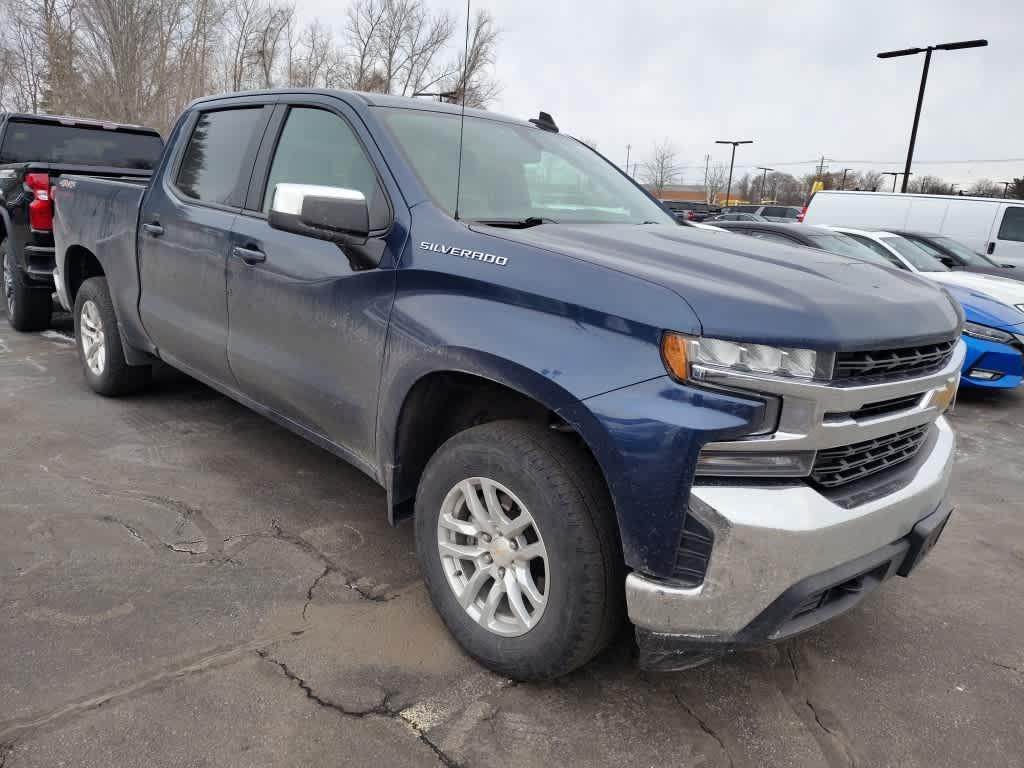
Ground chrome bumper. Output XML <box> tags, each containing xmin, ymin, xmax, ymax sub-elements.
<box><xmin>625</xmin><ymin>415</ymin><xmax>955</xmax><ymax>638</ymax></box>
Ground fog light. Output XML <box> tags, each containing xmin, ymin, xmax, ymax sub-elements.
<box><xmin>967</xmin><ymin>369</ymin><xmax>1001</xmax><ymax>381</ymax></box>
<box><xmin>695</xmin><ymin>451</ymin><xmax>815</xmax><ymax>477</ymax></box>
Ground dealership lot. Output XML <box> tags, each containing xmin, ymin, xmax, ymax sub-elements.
<box><xmin>1</xmin><ymin>312</ymin><xmax>1022</xmax><ymax>768</ymax></box>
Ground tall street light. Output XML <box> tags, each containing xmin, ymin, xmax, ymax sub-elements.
<box><xmin>840</xmin><ymin>168</ymin><xmax>852</xmax><ymax>190</ymax></box>
<box><xmin>715</xmin><ymin>139</ymin><xmax>753</xmax><ymax>206</ymax></box>
<box><xmin>882</xmin><ymin>171</ymin><xmax>909</xmax><ymax>192</ymax></box>
<box><xmin>757</xmin><ymin>167</ymin><xmax>773</xmax><ymax>202</ymax></box>
<box><xmin>999</xmin><ymin>181</ymin><xmax>1011</xmax><ymax>198</ymax></box>
<box><xmin>877</xmin><ymin>39</ymin><xmax>987</xmax><ymax>193</ymax></box>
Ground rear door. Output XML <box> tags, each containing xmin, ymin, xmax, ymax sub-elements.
<box><xmin>225</xmin><ymin>97</ymin><xmax>402</xmax><ymax>467</ymax></box>
<box><xmin>988</xmin><ymin>204</ymin><xmax>1024</xmax><ymax>267</ymax></box>
<box><xmin>138</xmin><ymin>101</ymin><xmax>272</xmax><ymax>385</ymax></box>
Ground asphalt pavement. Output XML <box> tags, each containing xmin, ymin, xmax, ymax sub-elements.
<box><xmin>1</xmin><ymin>310</ymin><xmax>1022</xmax><ymax>767</ymax></box>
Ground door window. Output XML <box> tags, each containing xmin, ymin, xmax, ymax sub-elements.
<box><xmin>997</xmin><ymin>207</ymin><xmax>1024</xmax><ymax>242</ymax></box>
<box><xmin>175</xmin><ymin>108</ymin><xmax>266</xmax><ymax>207</ymax></box>
<box><xmin>262</xmin><ymin>107</ymin><xmax>389</xmax><ymax>230</ymax></box>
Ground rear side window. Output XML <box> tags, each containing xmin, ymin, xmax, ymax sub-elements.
<box><xmin>175</xmin><ymin>108</ymin><xmax>266</xmax><ymax>207</ymax></box>
<box><xmin>0</xmin><ymin>121</ymin><xmax>162</xmax><ymax>169</ymax></box>
<box><xmin>847</xmin><ymin>234</ymin><xmax>906</xmax><ymax>268</ymax></box>
<box><xmin>261</xmin><ymin>107</ymin><xmax>390</xmax><ymax>230</ymax></box>
<box><xmin>761</xmin><ymin>206</ymin><xmax>788</xmax><ymax>218</ymax></box>
<box><xmin>997</xmin><ymin>207</ymin><xmax>1024</xmax><ymax>242</ymax></box>
<box><xmin>748</xmin><ymin>231</ymin><xmax>796</xmax><ymax>245</ymax></box>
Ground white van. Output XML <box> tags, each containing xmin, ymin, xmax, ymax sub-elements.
<box><xmin>804</xmin><ymin>190</ymin><xmax>1024</xmax><ymax>268</ymax></box>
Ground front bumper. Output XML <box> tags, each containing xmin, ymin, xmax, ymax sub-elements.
<box><xmin>626</xmin><ymin>416</ymin><xmax>955</xmax><ymax>666</ymax></box>
<box><xmin>960</xmin><ymin>334</ymin><xmax>1023</xmax><ymax>389</ymax></box>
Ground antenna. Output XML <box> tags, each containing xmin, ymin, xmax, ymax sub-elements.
<box><xmin>453</xmin><ymin>0</ymin><xmax>470</xmax><ymax>221</ymax></box>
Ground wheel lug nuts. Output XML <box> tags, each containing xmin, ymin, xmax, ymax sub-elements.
<box><xmin>481</xmin><ymin>533</ymin><xmax>491</xmax><ymax>543</ymax></box>
<box><xmin>498</xmin><ymin>567</ymin><xmax>505</xmax><ymax>578</ymax></box>
<box><xmin>481</xmin><ymin>554</ymin><xmax>492</xmax><ymax>564</ymax></box>
<box><xmin>509</xmin><ymin>540</ymin><xmax>518</xmax><ymax>551</ymax></box>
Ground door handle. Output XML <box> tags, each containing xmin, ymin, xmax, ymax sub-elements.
<box><xmin>142</xmin><ymin>222</ymin><xmax>164</xmax><ymax>237</ymax></box>
<box><xmin>232</xmin><ymin>245</ymin><xmax>266</xmax><ymax>265</ymax></box>
<box><xmin>987</xmin><ymin>242</ymin><xmax>996</xmax><ymax>255</ymax></box>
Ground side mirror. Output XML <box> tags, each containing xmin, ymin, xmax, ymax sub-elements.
<box><xmin>939</xmin><ymin>256</ymin><xmax>956</xmax><ymax>268</ymax></box>
<box><xmin>269</xmin><ymin>183</ymin><xmax>370</xmax><ymax>245</ymax></box>
<box><xmin>1003</xmin><ymin>263</ymin><xmax>1016</xmax><ymax>269</ymax></box>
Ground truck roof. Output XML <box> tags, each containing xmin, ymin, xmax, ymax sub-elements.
<box><xmin>1</xmin><ymin>112</ymin><xmax>159</xmax><ymax>135</ymax></box>
<box><xmin>188</xmin><ymin>88</ymin><xmax>534</xmax><ymax>128</ymax></box>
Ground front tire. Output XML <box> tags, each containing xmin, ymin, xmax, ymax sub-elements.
<box><xmin>415</xmin><ymin>420</ymin><xmax>624</xmax><ymax>681</ymax></box>
<box><xmin>73</xmin><ymin>277</ymin><xmax>150</xmax><ymax>396</ymax></box>
<box><xmin>2</xmin><ymin>237</ymin><xmax>51</xmax><ymax>332</ymax></box>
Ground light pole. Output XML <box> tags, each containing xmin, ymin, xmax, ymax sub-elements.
<box><xmin>840</xmin><ymin>168</ymin><xmax>852</xmax><ymax>190</ymax></box>
<box><xmin>882</xmin><ymin>172</ymin><xmax>909</xmax><ymax>192</ymax></box>
<box><xmin>757</xmin><ymin>167</ymin><xmax>773</xmax><ymax>202</ymax></box>
<box><xmin>877</xmin><ymin>39</ymin><xmax>987</xmax><ymax>193</ymax></box>
<box><xmin>625</xmin><ymin>144</ymin><xmax>632</xmax><ymax>176</ymax></box>
<box><xmin>715</xmin><ymin>139</ymin><xmax>752</xmax><ymax>207</ymax></box>
<box><xmin>949</xmin><ymin>183</ymin><xmax>958</xmax><ymax>195</ymax></box>
<box><xmin>999</xmin><ymin>181</ymin><xmax>1011</xmax><ymax>198</ymax></box>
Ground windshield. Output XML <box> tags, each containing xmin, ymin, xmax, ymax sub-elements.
<box><xmin>377</xmin><ymin>108</ymin><xmax>674</xmax><ymax>225</ymax></box>
<box><xmin>806</xmin><ymin>233</ymin><xmax>894</xmax><ymax>266</ymax></box>
<box><xmin>881</xmin><ymin>235</ymin><xmax>949</xmax><ymax>272</ymax></box>
<box><xmin>931</xmin><ymin>236</ymin><xmax>996</xmax><ymax>267</ymax></box>
<box><xmin>0</xmin><ymin>120</ymin><xmax>163</xmax><ymax>169</ymax></box>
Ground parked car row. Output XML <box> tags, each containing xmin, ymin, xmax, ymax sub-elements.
<box><xmin>711</xmin><ymin>214</ymin><xmax>1024</xmax><ymax>390</ymax></box>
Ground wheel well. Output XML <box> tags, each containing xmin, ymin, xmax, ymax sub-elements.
<box><xmin>389</xmin><ymin>372</ymin><xmax>604</xmax><ymax>522</ymax></box>
<box><xmin>65</xmin><ymin>246</ymin><xmax>105</xmax><ymax>306</ymax></box>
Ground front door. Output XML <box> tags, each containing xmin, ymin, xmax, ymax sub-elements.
<box><xmin>989</xmin><ymin>204</ymin><xmax>1024</xmax><ymax>268</ymax></box>
<box><xmin>138</xmin><ymin>104</ymin><xmax>271</xmax><ymax>385</ymax></box>
<box><xmin>225</xmin><ymin>101</ymin><xmax>400</xmax><ymax>467</ymax></box>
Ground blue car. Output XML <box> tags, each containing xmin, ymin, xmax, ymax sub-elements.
<box><xmin>943</xmin><ymin>284</ymin><xmax>1024</xmax><ymax>388</ymax></box>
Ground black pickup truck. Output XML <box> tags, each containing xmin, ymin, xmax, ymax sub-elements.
<box><xmin>0</xmin><ymin>112</ymin><xmax>163</xmax><ymax>330</ymax></box>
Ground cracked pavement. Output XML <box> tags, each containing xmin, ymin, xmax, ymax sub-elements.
<box><xmin>2</xmin><ymin>311</ymin><xmax>1023</xmax><ymax>767</ymax></box>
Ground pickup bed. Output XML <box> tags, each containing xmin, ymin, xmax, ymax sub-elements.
<box><xmin>54</xmin><ymin>89</ymin><xmax>965</xmax><ymax>680</ymax></box>
<box><xmin>0</xmin><ymin>112</ymin><xmax>162</xmax><ymax>330</ymax></box>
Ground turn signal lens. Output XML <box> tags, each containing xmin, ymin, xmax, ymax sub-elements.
<box><xmin>661</xmin><ymin>333</ymin><xmax>689</xmax><ymax>381</ymax></box>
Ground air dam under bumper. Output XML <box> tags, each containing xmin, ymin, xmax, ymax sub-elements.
<box><xmin>626</xmin><ymin>416</ymin><xmax>955</xmax><ymax>670</ymax></box>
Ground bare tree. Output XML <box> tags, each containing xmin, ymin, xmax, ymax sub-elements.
<box><xmin>907</xmin><ymin>174</ymin><xmax>947</xmax><ymax>194</ymax></box>
<box><xmin>859</xmin><ymin>171</ymin><xmax>883</xmax><ymax>192</ymax></box>
<box><xmin>705</xmin><ymin>163</ymin><xmax>727</xmax><ymax>204</ymax></box>
<box><xmin>0</xmin><ymin>0</ymin><xmax>503</xmax><ymax>132</ymax></box>
<box><xmin>642</xmin><ymin>140</ymin><xmax>681</xmax><ymax>196</ymax></box>
<box><xmin>969</xmin><ymin>178</ymin><xmax>1001</xmax><ymax>197</ymax></box>
<box><xmin>443</xmin><ymin>9</ymin><xmax>500</xmax><ymax>107</ymax></box>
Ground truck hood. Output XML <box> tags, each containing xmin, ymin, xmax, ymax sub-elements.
<box><xmin>476</xmin><ymin>223</ymin><xmax>961</xmax><ymax>350</ymax></box>
<box><xmin>927</xmin><ymin>271</ymin><xmax>1024</xmax><ymax>310</ymax></box>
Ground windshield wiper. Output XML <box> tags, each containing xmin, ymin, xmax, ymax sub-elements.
<box><xmin>471</xmin><ymin>217</ymin><xmax>554</xmax><ymax>229</ymax></box>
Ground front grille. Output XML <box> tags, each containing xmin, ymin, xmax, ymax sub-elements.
<box><xmin>671</xmin><ymin>513</ymin><xmax>714</xmax><ymax>586</ymax></box>
<box><xmin>833</xmin><ymin>339</ymin><xmax>956</xmax><ymax>381</ymax></box>
<box><xmin>810</xmin><ymin>425</ymin><xmax>930</xmax><ymax>488</ymax></box>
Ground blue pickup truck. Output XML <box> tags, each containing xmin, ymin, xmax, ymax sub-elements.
<box><xmin>53</xmin><ymin>89</ymin><xmax>964</xmax><ymax>680</ymax></box>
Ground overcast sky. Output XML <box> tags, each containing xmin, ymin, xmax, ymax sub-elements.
<box><xmin>301</xmin><ymin>0</ymin><xmax>1022</xmax><ymax>186</ymax></box>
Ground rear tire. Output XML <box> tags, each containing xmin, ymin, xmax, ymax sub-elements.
<box><xmin>73</xmin><ymin>277</ymin><xmax>151</xmax><ymax>396</ymax></box>
<box><xmin>414</xmin><ymin>420</ymin><xmax>624</xmax><ymax>681</ymax></box>
<box><xmin>2</xmin><ymin>237</ymin><xmax>51</xmax><ymax>332</ymax></box>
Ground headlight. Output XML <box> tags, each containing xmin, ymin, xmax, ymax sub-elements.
<box><xmin>962</xmin><ymin>322</ymin><xmax>1014</xmax><ymax>344</ymax></box>
<box><xmin>661</xmin><ymin>333</ymin><xmax>818</xmax><ymax>380</ymax></box>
